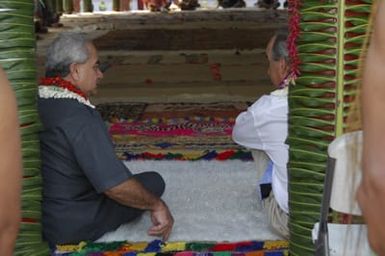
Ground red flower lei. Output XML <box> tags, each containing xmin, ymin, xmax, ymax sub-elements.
<box><xmin>39</xmin><ymin>76</ymin><xmax>87</xmax><ymax>99</ymax></box>
<box><xmin>288</xmin><ymin>0</ymin><xmax>301</xmax><ymax>77</ymax></box>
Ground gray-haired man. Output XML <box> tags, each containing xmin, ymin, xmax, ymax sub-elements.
<box><xmin>232</xmin><ymin>29</ymin><xmax>291</xmax><ymax>239</ymax></box>
<box><xmin>38</xmin><ymin>32</ymin><xmax>174</xmax><ymax>246</ymax></box>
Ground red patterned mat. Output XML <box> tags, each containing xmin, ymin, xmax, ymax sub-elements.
<box><xmin>96</xmin><ymin>102</ymin><xmax>252</xmax><ymax>161</ymax></box>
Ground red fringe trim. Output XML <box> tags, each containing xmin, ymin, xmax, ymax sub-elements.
<box><xmin>22</xmin><ymin>218</ymin><xmax>38</xmax><ymax>223</ymax></box>
<box><xmin>288</xmin><ymin>0</ymin><xmax>301</xmax><ymax>76</ymax></box>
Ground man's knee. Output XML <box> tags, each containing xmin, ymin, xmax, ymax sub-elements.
<box><xmin>134</xmin><ymin>171</ymin><xmax>165</xmax><ymax>197</ymax></box>
<box><xmin>147</xmin><ymin>171</ymin><xmax>165</xmax><ymax>196</ymax></box>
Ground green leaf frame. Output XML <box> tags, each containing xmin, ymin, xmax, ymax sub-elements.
<box><xmin>288</xmin><ymin>0</ymin><xmax>373</xmax><ymax>255</ymax></box>
<box><xmin>0</xmin><ymin>0</ymin><xmax>49</xmax><ymax>255</ymax></box>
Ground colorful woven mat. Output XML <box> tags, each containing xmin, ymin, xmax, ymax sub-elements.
<box><xmin>96</xmin><ymin>102</ymin><xmax>253</xmax><ymax>161</ymax></box>
<box><xmin>55</xmin><ymin>239</ymin><xmax>289</xmax><ymax>256</ymax></box>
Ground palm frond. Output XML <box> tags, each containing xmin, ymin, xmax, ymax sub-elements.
<box><xmin>287</xmin><ymin>0</ymin><xmax>373</xmax><ymax>254</ymax></box>
<box><xmin>0</xmin><ymin>0</ymin><xmax>48</xmax><ymax>253</ymax></box>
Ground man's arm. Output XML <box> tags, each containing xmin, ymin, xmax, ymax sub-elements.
<box><xmin>71</xmin><ymin>115</ymin><xmax>174</xmax><ymax>240</ymax></box>
<box><xmin>357</xmin><ymin>1</ymin><xmax>385</xmax><ymax>254</ymax></box>
<box><xmin>232</xmin><ymin>96</ymin><xmax>287</xmax><ymax>150</ymax></box>
<box><xmin>105</xmin><ymin>178</ymin><xmax>174</xmax><ymax>241</ymax></box>
<box><xmin>0</xmin><ymin>67</ymin><xmax>22</xmax><ymax>256</ymax></box>
<box><xmin>232</xmin><ymin>110</ymin><xmax>259</xmax><ymax>148</ymax></box>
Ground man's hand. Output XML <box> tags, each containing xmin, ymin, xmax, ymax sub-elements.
<box><xmin>105</xmin><ymin>177</ymin><xmax>173</xmax><ymax>240</ymax></box>
<box><xmin>148</xmin><ymin>200</ymin><xmax>174</xmax><ymax>241</ymax></box>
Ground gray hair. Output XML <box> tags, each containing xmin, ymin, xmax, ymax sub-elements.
<box><xmin>45</xmin><ymin>32</ymin><xmax>91</xmax><ymax>77</ymax></box>
<box><xmin>271</xmin><ymin>29</ymin><xmax>289</xmax><ymax>62</ymax></box>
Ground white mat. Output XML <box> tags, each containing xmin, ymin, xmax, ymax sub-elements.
<box><xmin>97</xmin><ymin>160</ymin><xmax>279</xmax><ymax>242</ymax></box>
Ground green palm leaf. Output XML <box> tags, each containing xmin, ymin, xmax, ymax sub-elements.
<box><xmin>288</xmin><ymin>0</ymin><xmax>373</xmax><ymax>254</ymax></box>
<box><xmin>0</xmin><ymin>1</ymin><xmax>48</xmax><ymax>253</ymax></box>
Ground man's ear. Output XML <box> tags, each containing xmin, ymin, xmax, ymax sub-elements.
<box><xmin>278</xmin><ymin>58</ymin><xmax>289</xmax><ymax>77</ymax></box>
<box><xmin>69</xmin><ymin>63</ymin><xmax>80</xmax><ymax>81</ymax></box>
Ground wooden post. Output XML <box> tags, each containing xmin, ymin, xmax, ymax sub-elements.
<box><xmin>137</xmin><ymin>0</ymin><xmax>144</xmax><ymax>10</ymax></box>
<box><xmin>113</xmin><ymin>0</ymin><xmax>120</xmax><ymax>11</ymax></box>
<box><xmin>50</xmin><ymin>0</ymin><xmax>57</xmax><ymax>13</ymax></box>
<box><xmin>56</xmin><ymin>0</ymin><xmax>64</xmax><ymax>13</ymax></box>
<box><xmin>73</xmin><ymin>0</ymin><xmax>81</xmax><ymax>12</ymax></box>
<box><xmin>83</xmin><ymin>0</ymin><xmax>93</xmax><ymax>12</ymax></box>
<box><xmin>63</xmin><ymin>0</ymin><xmax>73</xmax><ymax>13</ymax></box>
<box><xmin>120</xmin><ymin>0</ymin><xmax>130</xmax><ymax>11</ymax></box>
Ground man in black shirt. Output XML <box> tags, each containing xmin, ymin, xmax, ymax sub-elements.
<box><xmin>38</xmin><ymin>32</ymin><xmax>174</xmax><ymax>246</ymax></box>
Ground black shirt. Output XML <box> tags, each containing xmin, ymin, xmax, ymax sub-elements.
<box><xmin>38</xmin><ymin>98</ymin><xmax>133</xmax><ymax>245</ymax></box>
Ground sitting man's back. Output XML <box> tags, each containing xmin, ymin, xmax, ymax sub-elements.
<box><xmin>232</xmin><ymin>29</ymin><xmax>292</xmax><ymax>238</ymax></box>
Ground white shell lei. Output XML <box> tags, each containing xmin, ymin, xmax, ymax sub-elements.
<box><xmin>38</xmin><ymin>86</ymin><xmax>95</xmax><ymax>109</ymax></box>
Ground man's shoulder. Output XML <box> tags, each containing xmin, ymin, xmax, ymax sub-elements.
<box><xmin>250</xmin><ymin>92</ymin><xmax>287</xmax><ymax>110</ymax></box>
<box><xmin>270</xmin><ymin>87</ymin><xmax>288</xmax><ymax>97</ymax></box>
<box><xmin>39</xmin><ymin>98</ymin><xmax>95</xmax><ymax>116</ymax></box>
<box><xmin>38</xmin><ymin>98</ymin><xmax>99</xmax><ymax>129</ymax></box>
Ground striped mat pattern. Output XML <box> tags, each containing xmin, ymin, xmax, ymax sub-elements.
<box><xmin>55</xmin><ymin>239</ymin><xmax>288</xmax><ymax>256</ymax></box>
<box><xmin>96</xmin><ymin>102</ymin><xmax>253</xmax><ymax>161</ymax></box>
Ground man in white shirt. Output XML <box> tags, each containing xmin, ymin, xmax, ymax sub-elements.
<box><xmin>232</xmin><ymin>29</ymin><xmax>291</xmax><ymax>238</ymax></box>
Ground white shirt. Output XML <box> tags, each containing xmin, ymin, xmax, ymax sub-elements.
<box><xmin>232</xmin><ymin>87</ymin><xmax>289</xmax><ymax>213</ymax></box>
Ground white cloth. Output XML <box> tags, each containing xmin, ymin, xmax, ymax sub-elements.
<box><xmin>312</xmin><ymin>223</ymin><xmax>373</xmax><ymax>255</ymax></box>
<box><xmin>232</xmin><ymin>87</ymin><xmax>289</xmax><ymax>213</ymax></box>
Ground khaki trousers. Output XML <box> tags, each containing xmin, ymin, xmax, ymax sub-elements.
<box><xmin>251</xmin><ymin>150</ymin><xmax>289</xmax><ymax>239</ymax></box>
<box><xmin>264</xmin><ymin>192</ymin><xmax>290</xmax><ymax>239</ymax></box>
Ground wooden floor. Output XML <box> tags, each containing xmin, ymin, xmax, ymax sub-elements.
<box><xmin>36</xmin><ymin>9</ymin><xmax>288</xmax><ymax>103</ymax></box>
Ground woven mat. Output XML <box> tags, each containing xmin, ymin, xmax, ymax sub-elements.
<box><xmin>97</xmin><ymin>102</ymin><xmax>252</xmax><ymax>161</ymax></box>
<box><xmin>55</xmin><ymin>239</ymin><xmax>289</xmax><ymax>256</ymax></box>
